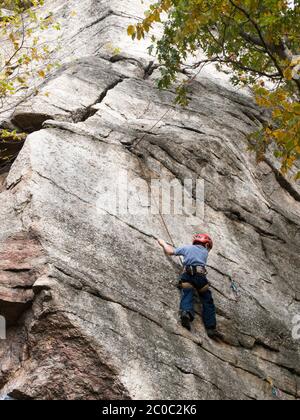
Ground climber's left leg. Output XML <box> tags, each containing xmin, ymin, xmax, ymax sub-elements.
<box><xmin>179</xmin><ymin>285</ymin><xmax>195</xmax><ymax>331</ymax></box>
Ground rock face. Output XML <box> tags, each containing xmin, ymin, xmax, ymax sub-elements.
<box><xmin>0</xmin><ymin>0</ymin><xmax>300</xmax><ymax>400</ymax></box>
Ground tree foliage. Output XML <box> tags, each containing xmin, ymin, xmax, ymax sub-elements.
<box><xmin>128</xmin><ymin>0</ymin><xmax>300</xmax><ymax>178</ymax></box>
<box><xmin>0</xmin><ymin>0</ymin><xmax>59</xmax><ymax>116</ymax></box>
<box><xmin>0</xmin><ymin>0</ymin><xmax>59</xmax><ymax>170</ymax></box>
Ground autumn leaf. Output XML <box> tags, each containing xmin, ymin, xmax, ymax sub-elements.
<box><xmin>38</xmin><ymin>70</ymin><xmax>46</xmax><ymax>78</ymax></box>
<box><xmin>128</xmin><ymin>0</ymin><xmax>300</xmax><ymax>177</ymax></box>
<box><xmin>0</xmin><ymin>0</ymin><xmax>60</xmax><ymax>145</ymax></box>
<box><xmin>127</xmin><ymin>25</ymin><xmax>136</xmax><ymax>37</ymax></box>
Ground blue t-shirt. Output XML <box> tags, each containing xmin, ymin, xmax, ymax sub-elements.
<box><xmin>174</xmin><ymin>245</ymin><xmax>208</xmax><ymax>267</ymax></box>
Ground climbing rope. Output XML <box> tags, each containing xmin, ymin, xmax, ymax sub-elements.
<box><xmin>126</xmin><ymin>108</ymin><xmax>179</xmax><ymax>265</ymax></box>
<box><xmin>125</xmin><ymin>63</ymin><xmax>211</xmax><ymax>267</ymax></box>
<box><xmin>129</xmin><ymin>108</ymin><xmax>172</xmax><ymax>152</ymax></box>
<box><xmin>126</xmin><ymin>123</ymin><xmax>184</xmax><ymax>267</ymax></box>
<box><xmin>129</xmin><ymin>60</ymin><xmax>206</xmax><ymax>152</ymax></box>
<box><xmin>134</xmin><ymin>151</ymin><xmax>183</xmax><ymax>268</ymax></box>
<box><xmin>125</xmin><ymin>106</ymin><xmax>178</xmax><ymax>255</ymax></box>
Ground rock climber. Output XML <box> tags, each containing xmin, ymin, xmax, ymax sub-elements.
<box><xmin>157</xmin><ymin>234</ymin><xmax>222</xmax><ymax>341</ymax></box>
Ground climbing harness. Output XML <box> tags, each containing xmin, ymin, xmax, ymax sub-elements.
<box><xmin>179</xmin><ymin>281</ymin><xmax>210</xmax><ymax>295</ymax></box>
<box><xmin>183</xmin><ymin>265</ymin><xmax>207</xmax><ymax>276</ymax></box>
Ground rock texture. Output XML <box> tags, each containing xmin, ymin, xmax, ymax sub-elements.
<box><xmin>0</xmin><ymin>0</ymin><xmax>300</xmax><ymax>400</ymax></box>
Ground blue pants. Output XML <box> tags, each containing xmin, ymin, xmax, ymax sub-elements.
<box><xmin>180</xmin><ymin>273</ymin><xmax>217</xmax><ymax>330</ymax></box>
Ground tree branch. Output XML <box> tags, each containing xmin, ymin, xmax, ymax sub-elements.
<box><xmin>229</xmin><ymin>0</ymin><xmax>284</xmax><ymax>78</ymax></box>
<box><xmin>189</xmin><ymin>56</ymin><xmax>281</xmax><ymax>79</ymax></box>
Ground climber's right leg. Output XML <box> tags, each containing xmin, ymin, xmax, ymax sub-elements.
<box><xmin>200</xmin><ymin>289</ymin><xmax>216</xmax><ymax>329</ymax></box>
<box><xmin>179</xmin><ymin>284</ymin><xmax>195</xmax><ymax>331</ymax></box>
<box><xmin>199</xmin><ymin>289</ymin><xmax>223</xmax><ymax>341</ymax></box>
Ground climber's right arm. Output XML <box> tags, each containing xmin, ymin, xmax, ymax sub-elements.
<box><xmin>157</xmin><ymin>239</ymin><xmax>175</xmax><ymax>256</ymax></box>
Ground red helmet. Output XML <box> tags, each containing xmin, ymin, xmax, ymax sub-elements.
<box><xmin>193</xmin><ymin>233</ymin><xmax>213</xmax><ymax>250</ymax></box>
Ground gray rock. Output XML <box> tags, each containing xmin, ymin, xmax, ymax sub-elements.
<box><xmin>0</xmin><ymin>0</ymin><xmax>299</xmax><ymax>401</ymax></box>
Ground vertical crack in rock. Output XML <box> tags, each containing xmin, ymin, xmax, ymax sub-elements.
<box><xmin>80</xmin><ymin>78</ymin><xmax>126</xmax><ymax>121</ymax></box>
<box><xmin>264</xmin><ymin>159</ymin><xmax>300</xmax><ymax>203</ymax></box>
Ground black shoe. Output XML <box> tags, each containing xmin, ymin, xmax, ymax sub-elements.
<box><xmin>207</xmin><ymin>328</ymin><xmax>223</xmax><ymax>341</ymax></box>
<box><xmin>181</xmin><ymin>312</ymin><xmax>192</xmax><ymax>331</ymax></box>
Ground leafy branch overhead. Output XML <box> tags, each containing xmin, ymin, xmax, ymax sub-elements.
<box><xmin>0</xmin><ymin>0</ymin><xmax>61</xmax><ymax>160</ymax></box>
<box><xmin>0</xmin><ymin>0</ymin><xmax>60</xmax><ymax>116</ymax></box>
<box><xmin>128</xmin><ymin>0</ymin><xmax>300</xmax><ymax>178</ymax></box>
<box><xmin>0</xmin><ymin>0</ymin><xmax>60</xmax><ymax>170</ymax></box>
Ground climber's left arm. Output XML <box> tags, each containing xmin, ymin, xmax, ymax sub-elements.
<box><xmin>157</xmin><ymin>239</ymin><xmax>175</xmax><ymax>256</ymax></box>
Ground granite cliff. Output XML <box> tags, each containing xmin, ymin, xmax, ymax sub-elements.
<box><xmin>0</xmin><ymin>0</ymin><xmax>299</xmax><ymax>400</ymax></box>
